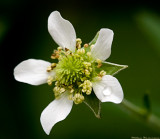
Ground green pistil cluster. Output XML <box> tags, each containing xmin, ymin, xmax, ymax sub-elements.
<box><xmin>56</xmin><ymin>53</ymin><xmax>84</xmax><ymax>85</ymax></box>
<box><xmin>47</xmin><ymin>38</ymin><xmax>106</xmax><ymax>104</ymax></box>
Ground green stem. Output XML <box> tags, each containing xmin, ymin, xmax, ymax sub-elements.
<box><xmin>120</xmin><ymin>99</ymin><xmax>160</xmax><ymax>133</ymax></box>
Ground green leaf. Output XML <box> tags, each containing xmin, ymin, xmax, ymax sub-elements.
<box><xmin>84</xmin><ymin>31</ymin><xmax>99</xmax><ymax>52</ymax></box>
<box><xmin>89</xmin><ymin>31</ymin><xmax>99</xmax><ymax>46</ymax></box>
<box><xmin>83</xmin><ymin>91</ymin><xmax>101</xmax><ymax>118</ymax></box>
<box><xmin>96</xmin><ymin>61</ymin><xmax>128</xmax><ymax>75</ymax></box>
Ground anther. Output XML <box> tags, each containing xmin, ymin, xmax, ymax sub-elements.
<box><xmin>51</xmin><ymin>53</ymin><xmax>56</xmax><ymax>59</ymax></box>
<box><xmin>99</xmin><ymin>70</ymin><xmax>106</xmax><ymax>77</ymax></box>
<box><xmin>47</xmin><ymin>66</ymin><xmax>52</xmax><ymax>72</ymax></box>
<box><xmin>51</xmin><ymin>63</ymin><xmax>56</xmax><ymax>69</ymax></box>
<box><xmin>96</xmin><ymin>59</ymin><xmax>102</xmax><ymax>68</ymax></box>
<box><xmin>57</xmin><ymin>47</ymin><xmax>62</xmax><ymax>51</ymax></box>
<box><xmin>79</xmin><ymin>80</ymin><xmax>92</xmax><ymax>95</ymax></box>
<box><xmin>77</xmin><ymin>48</ymin><xmax>85</xmax><ymax>55</ymax></box>
<box><xmin>73</xmin><ymin>93</ymin><xmax>84</xmax><ymax>104</ymax></box>
<box><xmin>68</xmin><ymin>94</ymin><xmax>73</xmax><ymax>100</ymax></box>
<box><xmin>84</xmin><ymin>69</ymin><xmax>90</xmax><ymax>76</ymax></box>
<box><xmin>84</xmin><ymin>43</ymin><xmax>89</xmax><ymax>48</ymax></box>
<box><xmin>76</xmin><ymin>38</ymin><xmax>82</xmax><ymax>49</ymax></box>
<box><xmin>90</xmin><ymin>44</ymin><xmax>94</xmax><ymax>49</ymax></box>
<box><xmin>65</xmin><ymin>48</ymin><xmax>69</xmax><ymax>51</ymax></box>
<box><xmin>47</xmin><ymin>76</ymin><xmax>54</xmax><ymax>85</ymax></box>
<box><xmin>53</xmin><ymin>86</ymin><xmax>65</xmax><ymax>98</ymax></box>
<box><xmin>87</xmin><ymin>52</ymin><xmax>91</xmax><ymax>57</ymax></box>
<box><xmin>96</xmin><ymin>59</ymin><xmax>101</xmax><ymax>63</ymax></box>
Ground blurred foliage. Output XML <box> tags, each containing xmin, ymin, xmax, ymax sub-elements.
<box><xmin>1</xmin><ymin>1</ymin><xmax>160</xmax><ymax>139</ymax></box>
<box><xmin>136</xmin><ymin>11</ymin><xmax>160</xmax><ymax>56</ymax></box>
<box><xmin>143</xmin><ymin>92</ymin><xmax>151</xmax><ymax>112</ymax></box>
<box><xmin>0</xmin><ymin>20</ymin><xmax>8</xmax><ymax>43</ymax></box>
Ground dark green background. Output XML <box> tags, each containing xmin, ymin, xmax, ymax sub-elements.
<box><xmin>1</xmin><ymin>0</ymin><xmax>160</xmax><ymax>139</ymax></box>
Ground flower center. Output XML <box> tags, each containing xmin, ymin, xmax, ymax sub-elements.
<box><xmin>46</xmin><ymin>38</ymin><xmax>106</xmax><ymax>104</ymax></box>
<box><xmin>55</xmin><ymin>54</ymin><xmax>84</xmax><ymax>85</ymax></box>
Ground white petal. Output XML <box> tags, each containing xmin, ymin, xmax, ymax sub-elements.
<box><xmin>40</xmin><ymin>93</ymin><xmax>73</xmax><ymax>135</ymax></box>
<box><xmin>48</xmin><ymin>11</ymin><xmax>76</xmax><ymax>52</ymax></box>
<box><xmin>91</xmin><ymin>28</ymin><xmax>114</xmax><ymax>61</ymax></box>
<box><xmin>92</xmin><ymin>75</ymin><xmax>123</xmax><ymax>104</ymax></box>
<box><xmin>14</xmin><ymin>59</ymin><xmax>53</xmax><ymax>85</ymax></box>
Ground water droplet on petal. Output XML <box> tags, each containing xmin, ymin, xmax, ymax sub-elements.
<box><xmin>103</xmin><ymin>87</ymin><xmax>111</xmax><ymax>96</ymax></box>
